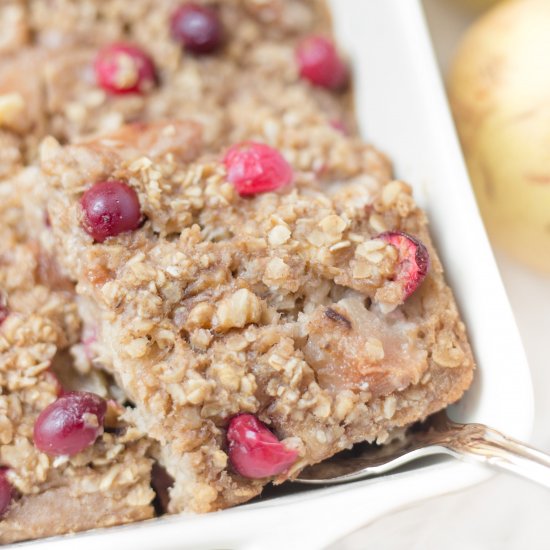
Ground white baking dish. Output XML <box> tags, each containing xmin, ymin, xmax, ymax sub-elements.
<box><xmin>14</xmin><ymin>1</ymin><xmax>533</xmax><ymax>548</ymax></box>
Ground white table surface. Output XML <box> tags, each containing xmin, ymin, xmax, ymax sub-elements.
<box><xmin>331</xmin><ymin>1</ymin><xmax>550</xmax><ymax>548</ymax></box>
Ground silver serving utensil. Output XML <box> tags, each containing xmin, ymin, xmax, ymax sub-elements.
<box><xmin>296</xmin><ymin>411</ymin><xmax>550</xmax><ymax>488</ymax></box>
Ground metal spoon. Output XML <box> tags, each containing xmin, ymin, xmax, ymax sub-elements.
<box><xmin>296</xmin><ymin>411</ymin><xmax>550</xmax><ymax>488</ymax></box>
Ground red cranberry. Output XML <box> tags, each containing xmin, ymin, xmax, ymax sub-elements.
<box><xmin>33</xmin><ymin>391</ymin><xmax>107</xmax><ymax>456</ymax></box>
<box><xmin>170</xmin><ymin>4</ymin><xmax>223</xmax><ymax>54</ymax></box>
<box><xmin>0</xmin><ymin>469</ymin><xmax>12</xmax><ymax>518</ymax></box>
<box><xmin>224</xmin><ymin>142</ymin><xmax>293</xmax><ymax>196</ymax></box>
<box><xmin>378</xmin><ymin>231</ymin><xmax>430</xmax><ymax>299</ymax></box>
<box><xmin>95</xmin><ymin>43</ymin><xmax>157</xmax><ymax>95</ymax></box>
<box><xmin>296</xmin><ymin>35</ymin><xmax>348</xmax><ymax>90</ymax></box>
<box><xmin>227</xmin><ymin>414</ymin><xmax>298</xmax><ymax>479</ymax></box>
<box><xmin>80</xmin><ymin>180</ymin><xmax>142</xmax><ymax>243</ymax></box>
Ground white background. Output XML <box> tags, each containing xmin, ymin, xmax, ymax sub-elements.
<box><xmin>331</xmin><ymin>1</ymin><xmax>550</xmax><ymax>548</ymax></box>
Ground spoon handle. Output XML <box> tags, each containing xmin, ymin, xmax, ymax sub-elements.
<box><xmin>434</xmin><ymin>421</ymin><xmax>550</xmax><ymax>489</ymax></box>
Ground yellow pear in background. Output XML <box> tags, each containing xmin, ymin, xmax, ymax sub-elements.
<box><xmin>449</xmin><ymin>0</ymin><xmax>550</xmax><ymax>273</ymax></box>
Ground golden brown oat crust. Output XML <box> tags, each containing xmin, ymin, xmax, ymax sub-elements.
<box><xmin>1</xmin><ymin>481</ymin><xmax>153</xmax><ymax>544</ymax></box>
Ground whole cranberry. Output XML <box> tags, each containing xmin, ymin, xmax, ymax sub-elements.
<box><xmin>80</xmin><ymin>180</ymin><xmax>142</xmax><ymax>243</ymax></box>
<box><xmin>33</xmin><ymin>391</ymin><xmax>107</xmax><ymax>456</ymax></box>
<box><xmin>95</xmin><ymin>43</ymin><xmax>157</xmax><ymax>95</ymax></box>
<box><xmin>296</xmin><ymin>35</ymin><xmax>348</xmax><ymax>90</ymax></box>
<box><xmin>227</xmin><ymin>414</ymin><xmax>298</xmax><ymax>479</ymax></box>
<box><xmin>0</xmin><ymin>469</ymin><xmax>12</xmax><ymax>518</ymax></box>
<box><xmin>170</xmin><ymin>4</ymin><xmax>223</xmax><ymax>54</ymax></box>
<box><xmin>224</xmin><ymin>142</ymin><xmax>294</xmax><ymax>196</ymax></box>
<box><xmin>378</xmin><ymin>231</ymin><xmax>430</xmax><ymax>299</ymax></box>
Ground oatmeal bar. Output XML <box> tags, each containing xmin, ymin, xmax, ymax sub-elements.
<box><xmin>0</xmin><ymin>169</ymin><xmax>155</xmax><ymax>543</ymax></box>
<box><xmin>41</xmin><ymin>120</ymin><xmax>474</xmax><ymax>513</ymax></box>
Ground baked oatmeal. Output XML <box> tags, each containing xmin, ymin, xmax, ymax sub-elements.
<box><xmin>0</xmin><ymin>169</ymin><xmax>155</xmax><ymax>543</ymax></box>
<box><xmin>0</xmin><ymin>0</ymin><xmax>475</xmax><ymax>539</ymax></box>
<box><xmin>41</xmin><ymin>119</ymin><xmax>474</xmax><ymax>513</ymax></box>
